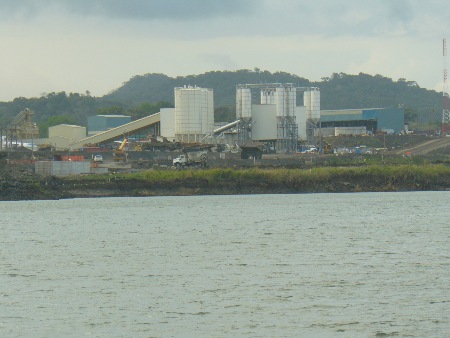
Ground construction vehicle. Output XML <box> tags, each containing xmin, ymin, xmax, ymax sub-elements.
<box><xmin>113</xmin><ymin>138</ymin><xmax>128</xmax><ymax>162</ymax></box>
<box><xmin>173</xmin><ymin>150</ymin><xmax>207</xmax><ymax>167</ymax></box>
<box><xmin>323</xmin><ymin>141</ymin><xmax>335</xmax><ymax>154</ymax></box>
<box><xmin>37</xmin><ymin>143</ymin><xmax>52</xmax><ymax>151</ymax></box>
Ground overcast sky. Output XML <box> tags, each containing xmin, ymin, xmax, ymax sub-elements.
<box><xmin>0</xmin><ymin>0</ymin><xmax>449</xmax><ymax>101</ymax></box>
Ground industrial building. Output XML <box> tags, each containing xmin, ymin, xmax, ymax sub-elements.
<box><xmin>48</xmin><ymin>124</ymin><xmax>86</xmax><ymax>150</ymax></box>
<box><xmin>48</xmin><ymin>83</ymin><xmax>404</xmax><ymax>152</ymax></box>
<box><xmin>320</xmin><ymin>108</ymin><xmax>405</xmax><ymax>136</ymax></box>
<box><xmin>231</xmin><ymin>84</ymin><xmax>320</xmax><ymax>152</ymax></box>
<box><xmin>228</xmin><ymin>85</ymin><xmax>405</xmax><ymax>149</ymax></box>
<box><xmin>87</xmin><ymin>115</ymin><xmax>132</xmax><ymax>136</ymax></box>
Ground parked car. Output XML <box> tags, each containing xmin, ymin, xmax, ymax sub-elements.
<box><xmin>93</xmin><ymin>154</ymin><xmax>103</xmax><ymax>162</ymax></box>
<box><xmin>305</xmin><ymin>147</ymin><xmax>318</xmax><ymax>154</ymax></box>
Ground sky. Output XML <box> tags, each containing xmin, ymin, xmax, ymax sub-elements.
<box><xmin>0</xmin><ymin>0</ymin><xmax>449</xmax><ymax>101</ymax></box>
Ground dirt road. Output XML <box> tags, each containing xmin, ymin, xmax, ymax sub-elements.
<box><xmin>394</xmin><ymin>137</ymin><xmax>450</xmax><ymax>155</ymax></box>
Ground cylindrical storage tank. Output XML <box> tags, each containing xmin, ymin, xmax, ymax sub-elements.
<box><xmin>174</xmin><ymin>86</ymin><xmax>214</xmax><ymax>135</ymax></box>
<box><xmin>275</xmin><ymin>86</ymin><xmax>297</xmax><ymax>117</ymax></box>
<box><xmin>261</xmin><ymin>89</ymin><xmax>275</xmax><ymax>104</ymax></box>
<box><xmin>304</xmin><ymin>90</ymin><xmax>312</xmax><ymax>119</ymax></box>
<box><xmin>236</xmin><ymin>88</ymin><xmax>252</xmax><ymax>119</ymax></box>
<box><xmin>275</xmin><ymin>87</ymin><xmax>286</xmax><ymax>117</ymax></box>
<box><xmin>286</xmin><ymin>86</ymin><xmax>296</xmax><ymax>116</ymax></box>
<box><xmin>310</xmin><ymin>89</ymin><xmax>320</xmax><ymax>122</ymax></box>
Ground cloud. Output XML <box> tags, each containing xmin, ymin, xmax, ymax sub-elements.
<box><xmin>0</xmin><ymin>0</ymin><xmax>259</xmax><ymax>21</ymax></box>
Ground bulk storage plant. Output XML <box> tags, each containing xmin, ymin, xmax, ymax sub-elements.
<box><xmin>236</xmin><ymin>83</ymin><xmax>301</xmax><ymax>152</ymax></box>
<box><xmin>174</xmin><ymin>86</ymin><xmax>214</xmax><ymax>143</ymax></box>
<box><xmin>235</xmin><ymin>83</ymin><xmax>320</xmax><ymax>152</ymax></box>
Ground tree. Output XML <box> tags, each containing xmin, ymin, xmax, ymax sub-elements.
<box><xmin>214</xmin><ymin>106</ymin><xmax>235</xmax><ymax>122</ymax></box>
<box><xmin>39</xmin><ymin>115</ymin><xmax>77</xmax><ymax>138</ymax></box>
<box><xmin>128</xmin><ymin>101</ymin><xmax>173</xmax><ymax>120</ymax></box>
<box><xmin>404</xmin><ymin>108</ymin><xmax>418</xmax><ymax>125</ymax></box>
<box><xmin>96</xmin><ymin>106</ymin><xmax>125</xmax><ymax>115</ymax></box>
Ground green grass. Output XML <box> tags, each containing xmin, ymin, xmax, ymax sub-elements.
<box><xmin>132</xmin><ymin>164</ymin><xmax>450</xmax><ymax>184</ymax></box>
<box><xmin>63</xmin><ymin>164</ymin><xmax>450</xmax><ymax>188</ymax></box>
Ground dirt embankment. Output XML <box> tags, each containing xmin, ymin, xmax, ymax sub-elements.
<box><xmin>0</xmin><ymin>164</ymin><xmax>70</xmax><ymax>201</ymax></box>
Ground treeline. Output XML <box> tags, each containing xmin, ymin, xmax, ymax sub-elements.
<box><xmin>0</xmin><ymin>69</ymin><xmax>443</xmax><ymax>136</ymax></box>
<box><xmin>0</xmin><ymin>92</ymin><xmax>173</xmax><ymax>137</ymax></box>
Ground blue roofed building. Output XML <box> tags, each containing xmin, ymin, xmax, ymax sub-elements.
<box><xmin>320</xmin><ymin>107</ymin><xmax>404</xmax><ymax>136</ymax></box>
<box><xmin>87</xmin><ymin>115</ymin><xmax>132</xmax><ymax>136</ymax></box>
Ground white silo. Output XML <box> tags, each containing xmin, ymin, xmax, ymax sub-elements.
<box><xmin>304</xmin><ymin>89</ymin><xmax>320</xmax><ymax>122</ymax></box>
<box><xmin>174</xmin><ymin>86</ymin><xmax>214</xmax><ymax>142</ymax></box>
<box><xmin>261</xmin><ymin>89</ymin><xmax>275</xmax><ymax>104</ymax></box>
<box><xmin>286</xmin><ymin>86</ymin><xmax>296</xmax><ymax>116</ymax></box>
<box><xmin>310</xmin><ymin>88</ymin><xmax>320</xmax><ymax>122</ymax></box>
<box><xmin>304</xmin><ymin>90</ymin><xmax>311</xmax><ymax>117</ymax></box>
<box><xmin>275</xmin><ymin>86</ymin><xmax>296</xmax><ymax>117</ymax></box>
<box><xmin>275</xmin><ymin>87</ymin><xmax>286</xmax><ymax>117</ymax></box>
<box><xmin>236</xmin><ymin>87</ymin><xmax>252</xmax><ymax>119</ymax></box>
<box><xmin>304</xmin><ymin>88</ymin><xmax>321</xmax><ymax>144</ymax></box>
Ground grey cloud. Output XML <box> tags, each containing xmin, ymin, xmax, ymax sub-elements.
<box><xmin>296</xmin><ymin>0</ymin><xmax>438</xmax><ymax>37</ymax></box>
<box><xmin>0</xmin><ymin>0</ymin><xmax>259</xmax><ymax>21</ymax></box>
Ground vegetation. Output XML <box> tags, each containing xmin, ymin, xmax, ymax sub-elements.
<box><xmin>130</xmin><ymin>165</ymin><xmax>450</xmax><ymax>183</ymax></box>
<box><xmin>64</xmin><ymin>163</ymin><xmax>450</xmax><ymax>194</ymax></box>
<box><xmin>0</xmin><ymin>70</ymin><xmax>443</xmax><ymax>131</ymax></box>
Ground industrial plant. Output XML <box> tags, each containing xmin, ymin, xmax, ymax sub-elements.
<box><xmin>0</xmin><ymin>81</ymin><xmax>419</xmax><ymax>176</ymax></box>
<box><xmin>1</xmin><ymin>83</ymin><xmax>407</xmax><ymax>155</ymax></box>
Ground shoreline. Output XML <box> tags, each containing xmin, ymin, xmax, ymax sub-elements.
<box><xmin>1</xmin><ymin>165</ymin><xmax>450</xmax><ymax>201</ymax></box>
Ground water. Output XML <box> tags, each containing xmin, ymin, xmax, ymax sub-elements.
<box><xmin>1</xmin><ymin>192</ymin><xmax>450</xmax><ymax>337</ymax></box>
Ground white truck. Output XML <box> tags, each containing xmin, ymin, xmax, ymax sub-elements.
<box><xmin>173</xmin><ymin>151</ymin><xmax>207</xmax><ymax>167</ymax></box>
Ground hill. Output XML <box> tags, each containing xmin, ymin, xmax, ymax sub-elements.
<box><xmin>0</xmin><ymin>70</ymin><xmax>443</xmax><ymax>132</ymax></box>
<box><xmin>102</xmin><ymin>70</ymin><xmax>444</xmax><ymax>125</ymax></box>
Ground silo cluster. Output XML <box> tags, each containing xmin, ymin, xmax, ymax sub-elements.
<box><xmin>235</xmin><ymin>83</ymin><xmax>321</xmax><ymax>148</ymax></box>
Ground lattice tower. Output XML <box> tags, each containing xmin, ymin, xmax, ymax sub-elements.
<box><xmin>442</xmin><ymin>38</ymin><xmax>449</xmax><ymax>135</ymax></box>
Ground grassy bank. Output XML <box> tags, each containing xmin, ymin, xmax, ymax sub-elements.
<box><xmin>59</xmin><ymin>164</ymin><xmax>450</xmax><ymax>197</ymax></box>
<box><xmin>126</xmin><ymin>164</ymin><xmax>450</xmax><ymax>185</ymax></box>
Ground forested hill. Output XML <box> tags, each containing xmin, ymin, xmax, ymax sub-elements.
<box><xmin>105</xmin><ymin>70</ymin><xmax>441</xmax><ymax>113</ymax></box>
<box><xmin>103</xmin><ymin>70</ymin><xmax>311</xmax><ymax>107</ymax></box>
<box><xmin>0</xmin><ymin>70</ymin><xmax>443</xmax><ymax>132</ymax></box>
<box><xmin>105</xmin><ymin>70</ymin><xmax>442</xmax><ymax>124</ymax></box>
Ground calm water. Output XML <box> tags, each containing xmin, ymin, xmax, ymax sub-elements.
<box><xmin>1</xmin><ymin>192</ymin><xmax>449</xmax><ymax>338</ymax></box>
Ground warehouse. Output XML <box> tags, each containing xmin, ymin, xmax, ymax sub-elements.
<box><xmin>87</xmin><ymin>115</ymin><xmax>132</xmax><ymax>136</ymax></box>
<box><xmin>320</xmin><ymin>108</ymin><xmax>405</xmax><ymax>136</ymax></box>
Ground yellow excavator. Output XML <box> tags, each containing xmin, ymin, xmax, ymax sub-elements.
<box><xmin>113</xmin><ymin>138</ymin><xmax>128</xmax><ymax>162</ymax></box>
<box><xmin>323</xmin><ymin>141</ymin><xmax>335</xmax><ymax>154</ymax></box>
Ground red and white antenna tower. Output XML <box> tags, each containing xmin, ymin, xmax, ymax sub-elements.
<box><xmin>442</xmin><ymin>38</ymin><xmax>449</xmax><ymax>136</ymax></box>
